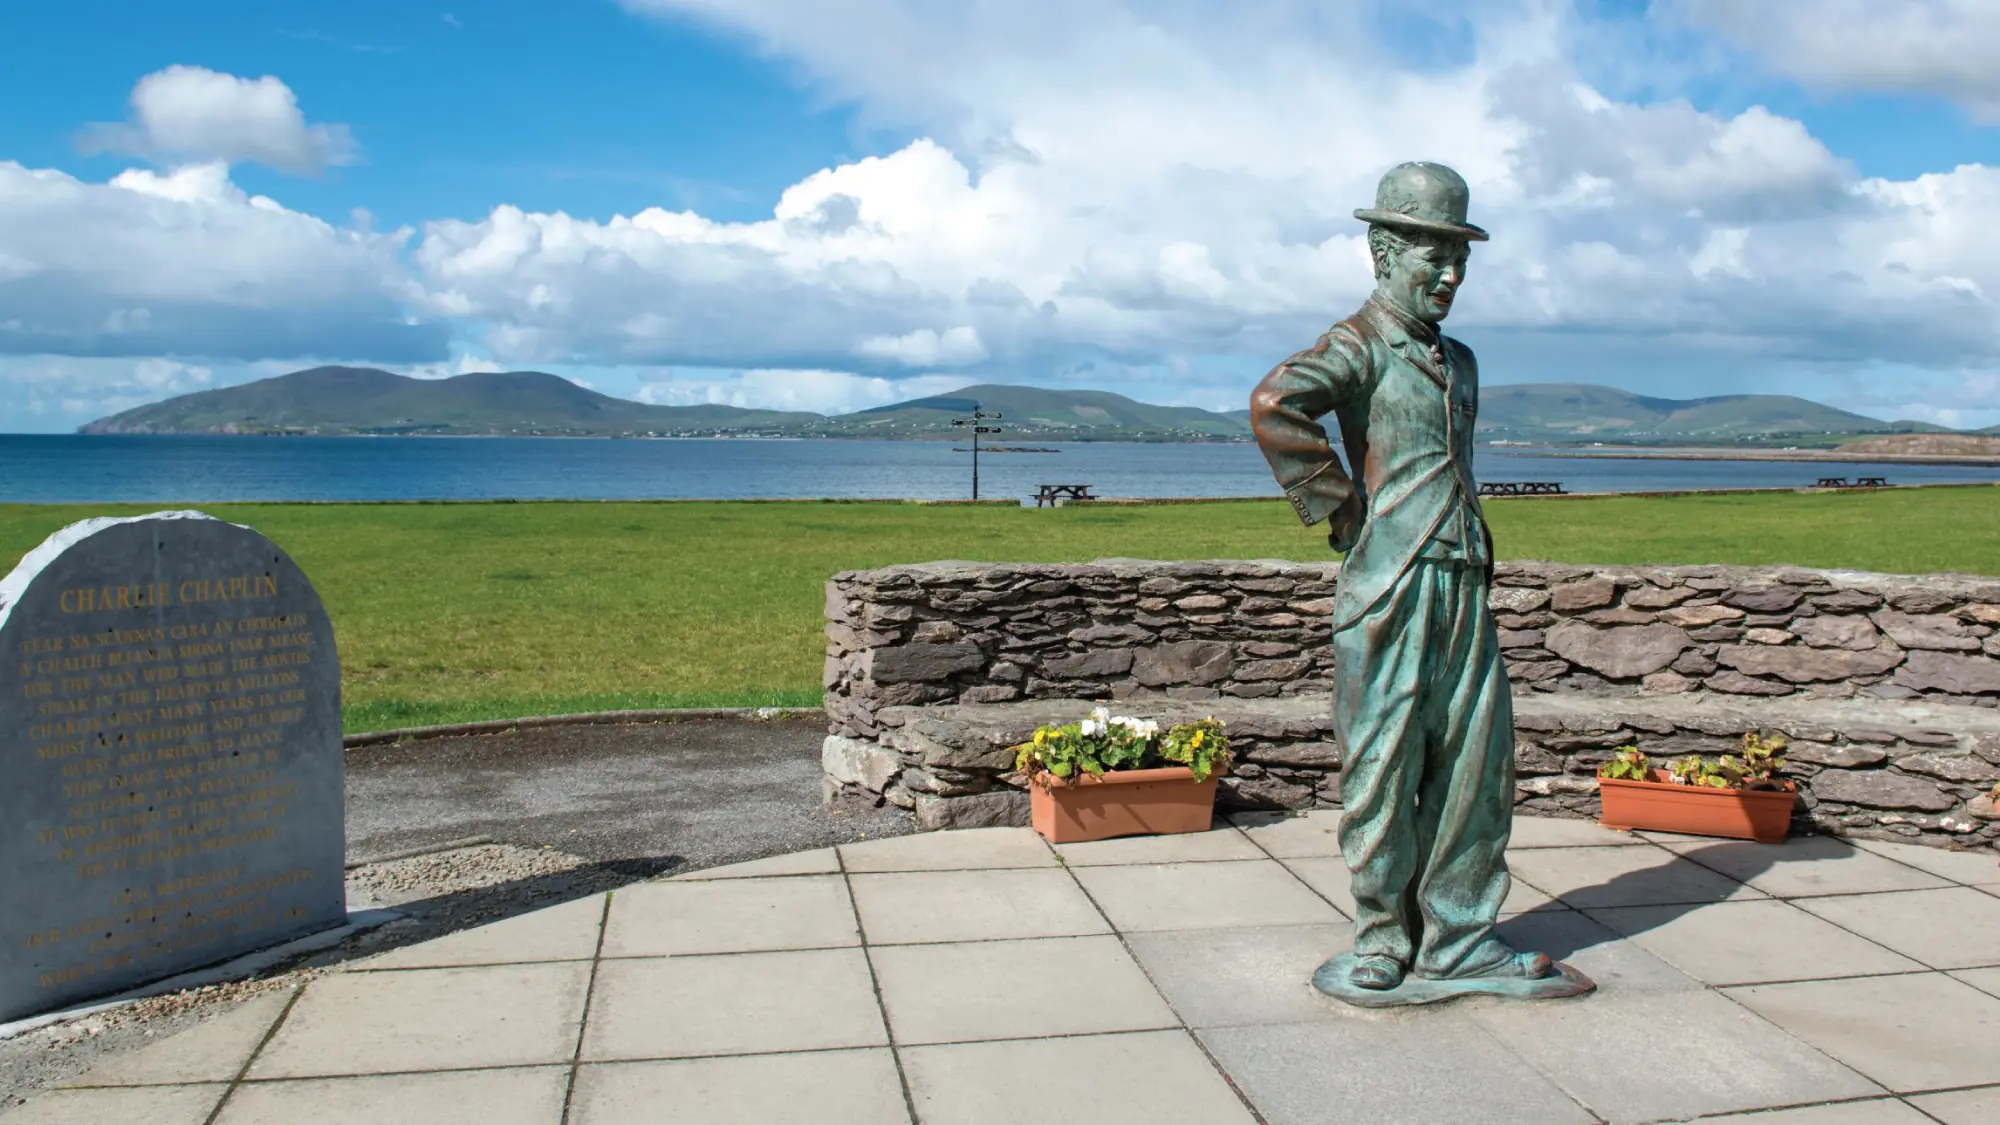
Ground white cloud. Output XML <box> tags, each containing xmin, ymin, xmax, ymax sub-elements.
<box><xmin>404</xmin><ymin>352</ymin><xmax>505</xmax><ymax>380</ymax></box>
<box><xmin>1</xmin><ymin>355</ymin><xmax>222</xmax><ymax>426</ymax></box>
<box><xmin>78</xmin><ymin>65</ymin><xmax>359</xmax><ymax>174</ymax></box>
<box><xmin>855</xmin><ymin>326</ymin><xmax>987</xmax><ymax>366</ymax></box>
<box><xmin>0</xmin><ymin>159</ymin><xmax>442</xmax><ymax>362</ymax></box>
<box><xmin>1678</xmin><ymin>0</ymin><xmax>2000</xmax><ymax>123</ymax></box>
<box><xmin>636</xmin><ymin>369</ymin><xmax>971</xmax><ymax>414</ymax></box>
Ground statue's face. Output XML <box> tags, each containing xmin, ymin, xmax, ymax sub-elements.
<box><xmin>1380</xmin><ymin>232</ymin><xmax>1470</xmax><ymax>324</ymax></box>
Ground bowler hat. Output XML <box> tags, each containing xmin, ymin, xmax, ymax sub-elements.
<box><xmin>1353</xmin><ymin>161</ymin><xmax>1488</xmax><ymax>242</ymax></box>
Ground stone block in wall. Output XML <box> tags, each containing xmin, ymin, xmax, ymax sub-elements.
<box><xmin>823</xmin><ymin>735</ymin><xmax>902</xmax><ymax>794</ymax></box>
<box><xmin>1625</xmin><ymin>585</ymin><xmax>1698</xmax><ymax>609</ymax></box>
<box><xmin>1706</xmin><ymin>671</ymin><xmax>1794</xmax><ymax>696</ymax></box>
<box><xmin>1790</xmin><ymin>616</ymin><xmax>1882</xmax><ymax>650</ymax></box>
<box><xmin>1551</xmin><ymin>577</ymin><xmax>1617</xmax><ymax>611</ymax></box>
<box><xmin>1898</xmin><ymin>754</ymin><xmax>2000</xmax><ymax>784</ymax></box>
<box><xmin>1871</xmin><ymin>611</ymin><xmax>1983</xmax><ymax>653</ymax></box>
<box><xmin>1811</xmin><ymin>589</ymin><xmax>1883</xmax><ymax>613</ymax></box>
<box><xmin>1724</xmin><ymin>586</ymin><xmax>1805</xmax><ymax>613</ymax></box>
<box><xmin>1042</xmin><ymin>649</ymin><xmax>1134</xmax><ymax>678</ymax></box>
<box><xmin>1660</xmin><ymin>604</ymin><xmax>1745</xmax><ymax>628</ymax></box>
<box><xmin>1132</xmin><ymin>640</ymin><xmax>1235</xmax><ymax>686</ymax></box>
<box><xmin>1785</xmin><ymin>741</ymin><xmax>1889</xmax><ymax>768</ymax></box>
<box><xmin>913</xmin><ymin>790</ymin><xmax>1030</xmax><ymax>830</ymax></box>
<box><xmin>1811</xmin><ymin>769</ymin><xmax>1955</xmax><ymax>812</ymax></box>
<box><xmin>1490</xmin><ymin>587</ymin><xmax>1552</xmax><ymax>614</ymax></box>
<box><xmin>1715</xmin><ymin>642</ymin><xmax>1905</xmax><ymax>684</ymax></box>
<box><xmin>1544</xmin><ymin>620</ymin><xmax>1692</xmax><ymax>679</ymax></box>
<box><xmin>869</xmin><ymin>641</ymin><xmax>986</xmax><ymax>683</ymax></box>
<box><xmin>1896</xmin><ymin>650</ymin><xmax>2000</xmax><ymax>695</ymax></box>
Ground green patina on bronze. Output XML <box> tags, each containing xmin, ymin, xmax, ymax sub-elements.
<box><xmin>1251</xmin><ymin>162</ymin><xmax>1594</xmax><ymax>1006</ymax></box>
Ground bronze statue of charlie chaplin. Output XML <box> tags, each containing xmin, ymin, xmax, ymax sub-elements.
<box><xmin>1250</xmin><ymin>162</ymin><xmax>1592</xmax><ymax>1006</ymax></box>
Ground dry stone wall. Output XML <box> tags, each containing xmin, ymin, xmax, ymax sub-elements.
<box><xmin>824</xmin><ymin>560</ymin><xmax>2000</xmax><ymax>847</ymax></box>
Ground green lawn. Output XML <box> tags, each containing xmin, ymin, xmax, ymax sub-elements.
<box><xmin>3</xmin><ymin>488</ymin><xmax>1994</xmax><ymax>732</ymax></box>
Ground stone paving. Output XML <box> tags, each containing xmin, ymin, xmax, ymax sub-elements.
<box><xmin>7</xmin><ymin>815</ymin><xmax>2000</xmax><ymax>1124</ymax></box>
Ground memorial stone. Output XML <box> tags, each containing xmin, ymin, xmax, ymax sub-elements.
<box><xmin>0</xmin><ymin>511</ymin><xmax>345</xmax><ymax>1021</ymax></box>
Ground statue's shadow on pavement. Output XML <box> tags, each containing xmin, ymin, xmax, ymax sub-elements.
<box><xmin>1498</xmin><ymin>836</ymin><xmax>1813</xmax><ymax>962</ymax></box>
<box><xmin>1316</xmin><ymin>836</ymin><xmax>1811</xmax><ymax>1008</ymax></box>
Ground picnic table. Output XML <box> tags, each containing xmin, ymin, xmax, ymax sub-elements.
<box><xmin>1815</xmin><ymin>477</ymin><xmax>1890</xmax><ymax>489</ymax></box>
<box><xmin>1035</xmin><ymin>484</ymin><xmax>1095</xmax><ymax>507</ymax></box>
<box><xmin>1477</xmin><ymin>481</ymin><xmax>1565</xmax><ymax>496</ymax></box>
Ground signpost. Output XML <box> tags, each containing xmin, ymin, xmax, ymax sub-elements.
<box><xmin>951</xmin><ymin>407</ymin><xmax>1003</xmax><ymax>499</ymax></box>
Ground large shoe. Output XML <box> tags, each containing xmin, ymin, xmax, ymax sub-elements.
<box><xmin>1347</xmin><ymin>953</ymin><xmax>1405</xmax><ymax>991</ymax></box>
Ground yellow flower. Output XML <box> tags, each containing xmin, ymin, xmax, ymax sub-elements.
<box><xmin>1034</xmin><ymin>730</ymin><xmax>1047</xmax><ymax>745</ymax></box>
<box><xmin>1191</xmin><ymin>731</ymin><xmax>1204</xmax><ymax>747</ymax></box>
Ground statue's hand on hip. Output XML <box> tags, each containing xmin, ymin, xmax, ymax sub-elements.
<box><xmin>1327</xmin><ymin>495</ymin><xmax>1366</xmax><ymax>554</ymax></box>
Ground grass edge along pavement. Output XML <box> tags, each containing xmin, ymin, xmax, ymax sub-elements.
<box><xmin>2</xmin><ymin>487</ymin><xmax>1995</xmax><ymax>733</ymax></box>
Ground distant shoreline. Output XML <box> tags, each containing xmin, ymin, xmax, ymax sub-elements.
<box><xmin>1511</xmin><ymin>447</ymin><xmax>2000</xmax><ymax>468</ymax></box>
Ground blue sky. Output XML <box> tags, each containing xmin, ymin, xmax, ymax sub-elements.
<box><xmin>4</xmin><ymin>0</ymin><xmax>2000</xmax><ymax>432</ymax></box>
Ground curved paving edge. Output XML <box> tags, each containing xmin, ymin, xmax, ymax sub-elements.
<box><xmin>341</xmin><ymin>706</ymin><xmax>826</xmax><ymax>748</ymax></box>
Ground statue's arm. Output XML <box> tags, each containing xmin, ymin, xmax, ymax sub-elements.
<box><xmin>1248</xmin><ymin>331</ymin><xmax>1366</xmax><ymax>551</ymax></box>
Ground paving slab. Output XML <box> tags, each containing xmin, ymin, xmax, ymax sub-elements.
<box><xmin>216</xmin><ymin>1067</ymin><xmax>569</xmax><ymax>1125</ymax></box>
<box><xmin>1494</xmin><ymin>908</ymin><xmax>1704</xmax><ymax>995</ymax></box>
<box><xmin>1791</xmin><ymin>887</ymin><xmax>2000</xmax><ymax>969</ymax></box>
<box><xmin>840</xmin><ymin>827</ymin><xmax>1055</xmax><ymax>872</ymax></box>
<box><xmin>601</xmin><ymin>874</ymin><xmax>858</xmax><ymax>957</ymax></box>
<box><xmin>0</xmin><ymin>1084</ymin><xmax>225</xmax><ymax>1124</ymax></box>
<box><xmin>1727</xmin><ymin>972</ymin><xmax>2000</xmax><ymax>1091</ymax></box>
<box><xmin>1124</xmin><ymin>923</ymin><xmax>1352</xmax><ymax>1028</ymax></box>
<box><xmin>668</xmin><ymin>847</ymin><xmax>842</xmax><ymax>880</ymax></box>
<box><xmin>582</xmin><ymin>947</ymin><xmax>886</xmax><ymax>1061</ymax></box>
<box><xmin>360</xmin><ymin>893</ymin><xmax>607</xmax><ymax>970</ymax></box>
<box><xmin>1054</xmin><ymin>825</ymin><xmax>1263</xmax><ymax>865</ymax></box>
<box><xmin>1951</xmin><ymin>966</ymin><xmax>2000</xmax><ymax>999</ymax></box>
<box><xmin>872</xmin><ymin>935</ymin><xmax>1178</xmax><ymax>1044</ymax></box>
<box><xmin>1473</xmin><ymin>990</ymin><xmax>1882</xmax><ymax>1123</ymax></box>
<box><xmin>1508</xmin><ymin>816</ymin><xmax>1649</xmax><ymax>848</ymax></box>
<box><xmin>1198</xmin><ymin>1019</ymin><xmax>1596</xmax><ymax>1125</ymax></box>
<box><xmin>901</xmin><ymin>1030</ymin><xmax>1259</xmax><ymax>1125</ymax></box>
<box><xmin>1071</xmin><ymin>859</ymin><xmax>1343</xmax><ymax>931</ymax></box>
<box><xmin>1660</xmin><ymin>836</ymin><xmax>1953</xmax><ymax>898</ymax></box>
<box><xmin>1908</xmin><ymin>1085</ymin><xmax>2000</xmax><ymax>1125</ymax></box>
<box><xmin>249</xmin><ymin>962</ymin><xmax>590</xmax><ymax>1078</ymax></box>
<box><xmin>1228</xmin><ymin>809</ymin><xmax>1343</xmax><ymax>858</ymax></box>
<box><xmin>849</xmin><ymin>869</ymin><xmax>1109</xmax><ymax>944</ymax></box>
<box><xmin>1584</xmin><ymin>899</ymin><xmax>1925</xmax><ymax>985</ymax></box>
<box><xmin>1508</xmin><ymin>844</ymin><xmax>1765</xmax><ymax>908</ymax></box>
<box><xmin>569</xmin><ymin>1050</ymin><xmax>910</xmax><ymax>1125</ymax></box>
<box><xmin>1692</xmin><ymin>1099</ymin><xmax>1935</xmax><ymax>1123</ymax></box>
<box><xmin>55</xmin><ymin>989</ymin><xmax>293</xmax><ymax>1087</ymax></box>
<box><xmin>1848</xmin><ymin>839</ymin><xmax>2000</xmax><ymax>886</ymax></box>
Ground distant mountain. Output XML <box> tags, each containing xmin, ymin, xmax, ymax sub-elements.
<box><xmin>831</xmin><ymin>384</ymin><xmax>1250</xmax><ymax>440</ymax></box>
<box><xmin>75</xmin><ymin>368</ymin><xmax>1975</xmax><ymax>447</ymax></box>
<box><xmin>1475</xmin><ymin>384</ymin><xmax>1931</xmax><ymax>445</ymax></box>
<box><xmin>78</xmin><ymin>367</ymin><xmax>821</xmax><ymax>437</ymax></box>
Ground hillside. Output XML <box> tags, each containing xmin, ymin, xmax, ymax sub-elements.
<box><xmin>1476</xmin><ymin>384</ymin><xmax>1931</xmax><ymax>445</ymax></box>
<box><xmin>1835</xmin><ymin>434</ymin><xmax>2000</xmax><ymax>457</ymax></box>
<box><xmin>74</xmin><ymin>367</ymin><xmax>1977</xmax><ymax>447</ymax></box>
<box><xmin>830</xmin><ymin>384</ymin><xmax>1249</xmax><ymax>440</ymax></box>
<box><xmin>79</xmin><ymin>367</ymin><xmax>822</xmax><ymax>437</ymax></box>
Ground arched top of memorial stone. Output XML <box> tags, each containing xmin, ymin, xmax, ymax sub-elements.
<box><xmin>0</xmin><ymin>511</ymin><xmax>235</xmax><ymax>625</ymax></box>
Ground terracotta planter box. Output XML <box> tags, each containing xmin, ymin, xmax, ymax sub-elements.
<box><xmin>1598</xmin><ymin>770</ymin><xmax>1797</xmax><ymax>843</ymax></box>
<box><xmin>1029</xmin><ymin>766</ymin><xmax>1220</xmax><ymax>844</ymax></box>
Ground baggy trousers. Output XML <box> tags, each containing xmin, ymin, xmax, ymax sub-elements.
<box><xmin>1333</xmin><ymin>557</ymin><xmax>1517</xmax><ymax>978</ymax></box>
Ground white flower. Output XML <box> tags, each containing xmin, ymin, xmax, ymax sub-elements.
<box><xmin>1090</xmin><ymin>706</ymin><xmax>1110</xmax><ymax>724</ymax></box>
<box><xmin>1079</xmin><ymin>718</ymin><xmax>1105</xmax><ymax>737</ymax></box>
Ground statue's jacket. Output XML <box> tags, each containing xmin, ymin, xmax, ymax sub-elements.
<box><xmin>1250</xmin><ymin>295</ymin><xmax>1494</xmax><ymax>632</ymax></box>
